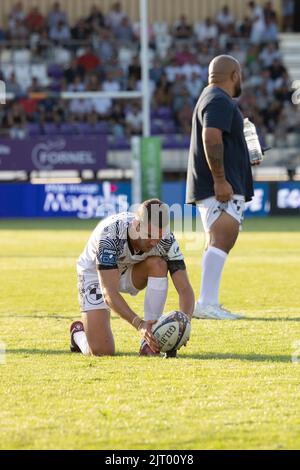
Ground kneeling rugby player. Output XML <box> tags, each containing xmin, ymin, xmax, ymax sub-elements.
<box><xmin>70</xmin><ymin>199</ymin><xmax>195</xmax><ymax>357</ymax></box>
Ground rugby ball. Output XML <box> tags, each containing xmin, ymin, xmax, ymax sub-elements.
<box><xmin>152</xmin><ymin>311</ymin><xmax>191</xmax><ymax>353</ymax></box>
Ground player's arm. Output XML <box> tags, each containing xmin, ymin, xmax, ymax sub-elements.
<box><xmin>98</xmin><ymin>269</ymin><xmax>160</xmax><ymax>353</ymax></box>
<box><xmin>169</xmin><ymin>262</ymin><xmax>195</xmax><ymax>320</ymax></box>
<box><xmin>202</xmin><ymin>127</ymin><xmax>233</xmax><ymax>202</ymax></box>
<box><xmin>201</xmin><ymin>99</ymin><xmax>234</xmax><ymax>202</ymax></box>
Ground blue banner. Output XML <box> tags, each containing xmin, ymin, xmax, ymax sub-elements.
<box><xmin>0</xmin><ymin>181</ymin><xmax>273</xmax><ymax>219</ymax></box>
<box><xmin>0</xmin><ymin>182</ymin><xmax>131</xmax><ymax>219</ymax></box>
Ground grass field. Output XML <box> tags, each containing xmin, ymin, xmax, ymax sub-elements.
<box><xmin>1</xmin><ymin>216</ymin><xmax>300</xmax><ymax>450</ymax></box>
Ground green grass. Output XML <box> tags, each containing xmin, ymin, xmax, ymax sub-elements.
<box><xmin>1</xmin><ymin>216</ymin><xmax>300</xmax><ymax>450</ymax></box>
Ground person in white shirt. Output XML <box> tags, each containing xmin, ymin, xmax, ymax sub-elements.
<box><xmin>125</xmin><ymin>103</ymin><xmax>143</xmax><ymax>135</ymax></box>
<box><xmin>70</xmin><ymin>200</ymin><xmax>194</xmax><ymax>357</ymax></box>
<box><xmin>216</xmin><ymin>6</ymin><xmax>235</xmax><ymax>33</ymax></box>
<box><xmin>195</xmin><ymin>18</ymin><xmax>218</xmax><ymax>42</ymax></box>
<box><xmin>105</xmin><ymin>2</ymin><xmax>126</xmax><ymax>29</ymax></box>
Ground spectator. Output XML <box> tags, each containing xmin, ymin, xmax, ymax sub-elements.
<box><xmin>173</xmin><ymin>15</ymin><xmax>193</xmax><ymax>40</ymax></box>
<box><xmin>47</xmin><ymin>2</ymin><xmax>68</xmax><ymax>29</ymax></box>
<box><xmin>95</xmin><ymin>29</ymin><xmax>116</xmax><ymax>63</ymax></box>
<box><xmin>194</xmin><ymin>18</ymin><xmax>218</xmax><ymax>42</ymax></box>
<box><xmin>176</xmin><ymin>98</ymin><xmax>193</xmax><ymax>134</ymax></box>
<box><xmin>110</xmin><ymin>102</ymin><xmax>126</xmax><ymax>137</ymax></box>
<box><xmin>128</xmin><ymin>55</ymin><xmax>141</xmax><ymax>81</ymax></box>
<box><xmin>64</xmin><ymin>58</ymin><xmax>85</xmax><ymax>84</ymax></box>
<box><xmin>28</xmin><ymin>76</ymin><xmax>44</xmax><ymax>93</ymax></box>
<box><xmin>216</xmin><ymin>6</ymin><xmax>235</xmax><ymax>33</ymax></box>
<box><xmin>71</xmin><ymin>18</ymin><xmax>90</xmax><ymax>41</ymax></box>
<box><xmin>7</xmin><ymin>101</ymin><xmax>27</xmax><ymax>139</ymax></box>
<box><xmin>153</xmin><ymin>74</ymin><xmax>172</xmax><ymax>108</ymax></box>
<box><xmin>69</xmin><ymin>97</ymin><xmax>93</xmax><ymax>118</ymax></box>
<box><xmin>90</xmin><ymin>84</ymin><xmax>112</xmax><ymax>118</ymax></box>
<box><xmin>86</xmin><ymin>5</ymin><xmax>105</xmax><ymax>29</ymax></box>
<box><xmin>259</xmin><ymin>43</ymin><xmax>281</xmax><ymax>67</ymax></box>
<box><xmin>113</xmin><ymin>16</ymin><xmax>134</xmax><ymax>43</ymax></box>
<box><xmin>175</xmin><ymin>44</ymin><xmax>197</xmax><ymax>66</ymax></box>
<box><xmin>248</xmin><ymin>1</ymin><xmax>264</xmax><ymax>22</ymax></box>
<box><xmin>8</xmin><ymin>2</ymin><xmax>26</xmax><ymax>34</ymax></box>
<box><xmin>77</xmin><ymin>46</ymin><xmax>100</xmax><ymax>72</ymax></box>
<box><xmin>67</xmin><ymin>75</ymin><xmax>86</xmax><ymax>92</ymax></box>
<box><xmin>49</xmin><ymin>20</ymin><xmax>71</xmax><ymax>43</ymax></box>
<box><xmin>10</xmin><ymin>18</ymin><xmax>28</xmax><ymax>40</ymax></box>
<box><xmin>250</xmin><ymin>13</ymin><xmax>266</xmax><ymax>44</ymax></box>
<box><xmin>6</xmin><ymin>72</ymin><xmax>23</xmax><ymax>96</ymax></box>
<box><xmin>282</xmin><ymin>0</ymin><xmax>295</xmax><ymax>32</ymax></box>
<box><xmin>103</xmin><ymin>72</ymin><xmax>121</xmax><ymax>93</ymax></box>
<box><xmin>186</xmin><ymin>72</ymin><xmax>204</xmax><ymax>102</ymax></box>
<box><xmin>230</xmin><ymin>44</ymin><xmax>247</xmax><ymax>67</ymax></box>
<box><xmin>269</xmin><ymin>59</ymin><xmax>287</xmax><ymax>80</ymax></box>
<box><xmin>150</xmin><ymin>59</ymin><xmax>164</xmax><ymax>85</ymax></box>
<box><xmin>238</xmin><ymin>16</ymin><xmax>252</xmax><ymax>38</ymax></box>
<box><xmin>125</xmin><ymin>103</ymin><xmax>143</xmax><ymax>135</ymax></box>
<box><xmin>264</xmin><ymin>1</ymin><xmax>278</xmax><ymax>23</ymax></box>
<box><xmin>26</xmin><ymin>7</ymin><xmax>45</xmax><ymax>33</ymax></box>
<box><xmin>262</xmin><ymin>15</ymin><xmax>279</xmax><ymax>42</ymax></box>
<box><xmin>106</xmin><ymin>2</ymin><xmax>126</xmax><ymax>29</ymax></box>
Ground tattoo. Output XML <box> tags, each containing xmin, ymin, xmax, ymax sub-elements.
<box><xmin>204</xmin><ymin>142</ymin><xmax>225</xmax><ymax>180</ymax></box>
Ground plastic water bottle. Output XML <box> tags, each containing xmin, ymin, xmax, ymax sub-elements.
<box><xmin>243</xmin><ymin>118</ymin><xmax>263</xmax><ymax>164</ymax></box>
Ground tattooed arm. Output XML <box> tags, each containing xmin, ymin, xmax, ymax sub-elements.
<box><xmin>202</xmin><ymin>127</ymin><xmax>233</xmax><ymax>202</ymax></box>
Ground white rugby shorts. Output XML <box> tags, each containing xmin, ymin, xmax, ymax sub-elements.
<box><xmin>77</xmin><ymin>266</ymin><xmax>139</xmax><ymax>312</ymax></box>
<box><xmin>197</xmin><ymin>195</ymin><xmax>245</xmax><ymax>233</ymax></box>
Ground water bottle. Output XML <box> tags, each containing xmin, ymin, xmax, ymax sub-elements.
<box><xmin>243</xmin><ymin>118</ymin><xmax>263</xmax><ymax>164</ymax></box>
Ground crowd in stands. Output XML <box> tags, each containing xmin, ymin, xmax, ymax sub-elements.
<box><xmin>0</xmin><ymin>1</ymin><xmax>299</xmax><ymax>149</ymax></box>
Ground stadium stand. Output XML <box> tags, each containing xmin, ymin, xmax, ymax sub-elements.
<box><xmin>0</xmin><ymin>0</ymin><xmax>299</xmax><ymax>175</ymax></box>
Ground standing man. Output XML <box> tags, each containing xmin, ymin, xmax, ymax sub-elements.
<box><xmin>70</xmin><ymin>199</ymin><xmax>194</xmax><ymax>356</ymax></box>
<box><xmin>186</xmin><ymin>55</ymin><xmax>255</xmax><ymax>320</ymax></box>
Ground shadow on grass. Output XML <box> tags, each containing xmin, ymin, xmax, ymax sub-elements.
<box><xmin>6</xmin><ymin>349</ymin><xmax>292</xmax><ymax>363</ymax></box>
<box><xmin>181</xmin><ymin>352</ymin><xmax>292</xmax><ymax>362</ymax></box>
<box><xmin>7</xmin><ymin>349</ymin><xmax>71</xmax><ymax>355</ymax></box>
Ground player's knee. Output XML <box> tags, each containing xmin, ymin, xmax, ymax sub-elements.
<box><xmin>90</xmin><ymin>344</ymin><xmax>115</xmax><ymax>357</ymax></box>
<box><xmin>210</xmin><ymin>237</ymin><xmax>233</xmax><ymax>253</ymax></box>
<box><xmin>145</xmin><ymin>256</ymin><xmax>168</xmax><ymax>276</ymax></box>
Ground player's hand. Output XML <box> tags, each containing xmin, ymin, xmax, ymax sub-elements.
<box><xmin>139</xmin><ymin>320</ymin><xmax>160</xmax><ymax>353</ymax></box>
<box><xmin>214</xmin><ymin>180</ymin><xmax>234</xmax><ymax>202</ymax></box>
<box><xmin>251</xmin><ymin>161</ymin><xmax>261</xmax><ymax>167</ymax></box>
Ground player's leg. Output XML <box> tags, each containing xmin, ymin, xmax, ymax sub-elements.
<box><xmin>195</xmin><ymin>198</ymin><xmax>243</xmax><ymax>319</ymax></box>
<box><xmin>131</xmin><ymin>256</ymin><xmax>169</xmax><ymax>322</ymax></box>
<box><xmin>71</xmin><ymin>274</ymin><xmax>115</xmax><ymax>356</ymax></box>
<box><xmin>71</xmin><ymin>309</ymin><xmax>115</xmax><ymax>357</ymax></box>
<box><xmin>125</xmin><ymin>257</ymin><xmax>168</xmax><ymax>356</ymax></box>
<box><xmin>82</xmin><ymin>309</ymin><xmax>115</xmax><ymax>356</ymax></box>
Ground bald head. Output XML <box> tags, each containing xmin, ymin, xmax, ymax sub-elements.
<box><xmin>208</xmin><ymin>55</ymin><xmax>242</xmax><ymax>98</ymax></box>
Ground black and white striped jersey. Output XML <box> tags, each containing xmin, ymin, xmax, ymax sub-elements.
<box><xmin>77</xmin><ymin>212</ymin><xmax>185</xmax><ymax>276</ymax></box>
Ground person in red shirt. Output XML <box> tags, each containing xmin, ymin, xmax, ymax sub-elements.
<box><xmin>26</xmin><ymin>7</ymin><xmax>45</xmax><ymax>33</ymax></box>
<box><xmin>77</xmin><ymin>46</ymin><xmax>101</xmax><ymax>73</ymax></box>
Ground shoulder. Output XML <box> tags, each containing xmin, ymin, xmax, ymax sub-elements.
<box><xmin>98</xmin><ymin>212</ymin><xmax>133</xmax><ymax>249</ymax></box>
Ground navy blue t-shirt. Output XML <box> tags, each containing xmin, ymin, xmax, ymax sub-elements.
<box><xmin>186</xmin><ymin>86</ymin><xmax>254</xmax><ymax>203</ymax></box>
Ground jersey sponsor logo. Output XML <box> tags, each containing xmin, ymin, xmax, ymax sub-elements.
<box><xmin>100</xmin><ymin>248</ymin><xmax>118</xmax><ymax>266</ymax></box>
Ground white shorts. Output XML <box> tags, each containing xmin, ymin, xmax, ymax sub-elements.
<box><xmin>197</xmin><ymin>195</ymin><xmax>245</xmax><ymax>233</ymax></box>
<box><xmin>77</xmin><ymin>267</ymin><xmax>140</xmax><ymax>313</ymax></box>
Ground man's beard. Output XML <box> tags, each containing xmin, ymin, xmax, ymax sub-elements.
<box><xmin>233</xmin><ymin>82</ymin><xmax>242</xmax><ymax>98</ymax></box>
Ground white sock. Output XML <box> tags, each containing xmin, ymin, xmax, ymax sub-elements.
<box><xmin>144</xmin><ymin>277</ymin><xmax>168</xmax><ymax>322</ymax></box>
<box><xmin>199</xmin><ymin>246</ymin><xmax>227</xmax><ymax>307</ymax></box>
<box><xmin>74</xmin><ymin>331</ymin><xmax>90</xmax><ymax>356</ymax></box>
